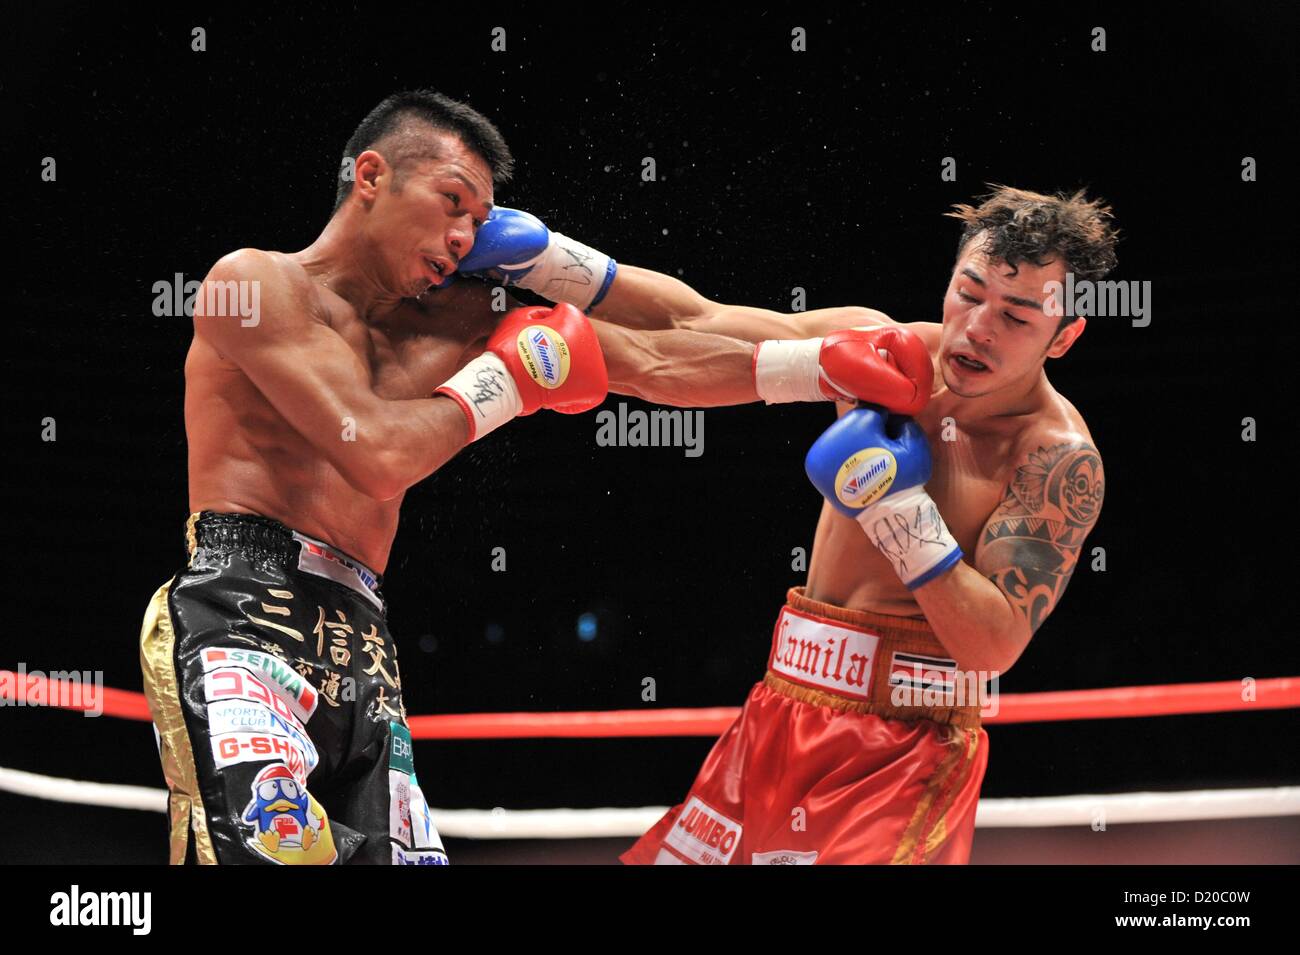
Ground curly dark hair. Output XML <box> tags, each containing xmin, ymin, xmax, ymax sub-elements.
<box><xmin>947</xmin><ymin>185</ymin><xmax>1119</xmax><ymax>330</ymax></box>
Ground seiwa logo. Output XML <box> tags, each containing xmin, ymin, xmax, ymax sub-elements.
<box><xmin>50</xmin><ymin>885</ymin><xmax>151</xmax><ymax>935</ymax></box>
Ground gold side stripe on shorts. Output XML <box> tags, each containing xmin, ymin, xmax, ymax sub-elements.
<box><xmin>140</xmin><ymin>579</ymin><xmax>217</xmax><ymax>865</ymax></box>
<box><xmin>919</xmin><ymin>728</ymin><xmax>982</xmax><ymax>861</ymax></box>
<box><xmin>184</xmin><ymin>513</ymin><xmax>199</xmax><ymax>563</ymax></box>
<box><xmin>890</xmin><ymin>726</ymin><xmax>978</xmax><ymax>865</ymax></box>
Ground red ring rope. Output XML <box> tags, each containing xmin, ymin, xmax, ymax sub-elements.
<box><xmin>2</xmin><ymin>672</ymin><xmax>1295</xmax><ymax>737</ymax></box>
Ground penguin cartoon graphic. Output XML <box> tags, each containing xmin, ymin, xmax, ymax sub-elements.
<box><xmin>241</xmin><ymin>763</ymin><xmax>338</xmax><ymax>864</ymax></box>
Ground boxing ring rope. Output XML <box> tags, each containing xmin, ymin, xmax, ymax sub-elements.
<box><xmin>3</xmin><ymin>672</ymin><xmax>1298</xmax><ymax>839</ymax></box>
<box><xmin>1</xmin><ymin>766</ymin><xmax>1296</xmax><ymax>837</ymax></box>
<box><xmin>417</xmin><ymin>676</ymin><xmax>1300</xmax><ymax>736</ymax></box>
<box><xmin>4</xmin><ymin>673</ymin><xmax>1298</xmax><ymax>732</ymax></box>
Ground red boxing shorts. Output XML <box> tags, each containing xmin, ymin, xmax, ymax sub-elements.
<box><xmin>622</xmin><ymin>587</ymin><xmax>989</xmax><ymax>865</ymax></box>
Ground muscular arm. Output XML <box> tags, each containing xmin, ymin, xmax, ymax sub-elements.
<box><xmin>910</xmin><ymin>438</ymin><xmax>1105</xmax><ymax>674</ymax></box>
<box><xmin>592</xmin><ymin>320</ymin><xmax>759</xmax><ymax>407</ymax></box>
<box><xmin>589</xmin><ymin>291</ymin><xmax>930</xmax><ymax>410</ymax></box>
<box><xmin>195</xmin><ymin>250</ymin><xmax>469</xmax><ymax>501</ymax></box>
<box><xmin>592</xmin><ymin>263</ymin><xmax>895</xmax><ymax>340</ymax></box>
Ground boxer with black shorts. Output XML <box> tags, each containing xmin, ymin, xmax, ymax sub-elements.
<box><xmin>140</xmin><ymin>89</ymin><xmax>920</xmax><ymax>864</ymax></box>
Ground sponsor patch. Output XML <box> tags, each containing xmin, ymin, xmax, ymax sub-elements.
<box><xmin>212</xmin><ymin>732</ymin><xmax>314</xmax><ymax>782</ymax></box>
<box><xmin>207</xmin><ymin>700</ymin><xmax>318</xmax><ymax>780</ymax></box>
<box><xmin>392</xmin><ymin>846</ymin><xmax>450</xmax><ymax>865</ymax></box>
<box><xmin>834</xmin><ymin>447</ymin><xmax>897</xmax><ymax>508</ymax></box>
<box><xmin>387</xmin><ymin>722</ymin><xmax>445</xmax><ymax>856</ymax></box>
<box><xmin>752</xmin><ymin>849</ymin><xmax>819</xmax><ymax>865</ymax></box>
<box><xmin>407</xmin><ymin>777</ymin><xmax>441</xmax><ymax>852</ymax></box>
<box><xmin>516</xmin><ymin>325</ymin><xmax>571</xmax><ymax>389</ymax></box>
<box><xmin>240</xmin><ymin>762</ymin><xmax>337</xmax><ymax>865</ymax></box>
<box><xmin>768</xmin><ymin>607</ymin><xmax>880</xmax><ymax>700</ymax></box>
<box><xmin>206</xmin><ymin>699</ymin><xmax>312</xmax><ymax>748</ymax></box>
<box><xmin>200</xmin><ymin>648</ymin><xmax>319</xmax><ymax>722</ymax></box>
<box><xmin>663</xmin><ymin>796</ymin><xmax>742</xmax><ymax>865</ymax></box>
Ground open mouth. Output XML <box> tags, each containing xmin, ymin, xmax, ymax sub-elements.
<box><xmin>423</xmin><ymin>256</ymin><xmax>449</xmax><ymax>281</ymax></box>
<box><xmin>949</xmin><ymin>352</ymin><xmax>992</xmax><ymax>374</ymax></box>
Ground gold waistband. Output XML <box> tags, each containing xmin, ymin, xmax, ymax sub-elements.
<box><xmin>766</xmin><ymin>587</ymin><xmax>984</xmax><ymax>730</ymax></box>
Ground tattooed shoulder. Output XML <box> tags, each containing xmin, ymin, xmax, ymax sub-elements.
<box><xmin>995</xmin><ymin>439</ymin><xmax>1104</xmax><ymax>524</ymax></box>
<box><xmin>977</xmin><ymin>438</ymin><xmax>1104</xmax><ymax>634</ymax></box>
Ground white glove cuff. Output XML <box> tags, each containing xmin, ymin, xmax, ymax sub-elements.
<box><xmin>854</xmin><ymin>487</ymin><xmax>961</xmax><ymax>588</ymax></box>
<box><xmin>754</xmin><ymin>338</ymin><xmax>826</xmax><ymax>404</ymax></box>
<box><xmin>516</xmin><ymin>232</ymin><xmax>614</xmax><ymax>311</ymax></box>
<box><xmin>436</xmin><ymin>353</ymin><xmax>522</xmax><ymax>442</ymax></box>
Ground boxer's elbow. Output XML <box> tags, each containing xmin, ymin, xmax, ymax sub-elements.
<box><xmin>941</xmin><ymin>618</ymin><xmax>1029</xmax><ymax>678</ymax></box>
<box><xmin>950</xmin><ymin>647</ymin><xmax>1008</xmax><ymax>678</ymax></box>
<box><xmin>352</xmin><ymin>398</ymin><xmax>476</xmax><ymax>500</ymax></box>
<box><xmin>333</xmin><ymin>450</ymin><xmax>406</xmax><ymax>502</ymax></box>
<box><xmin>362</xmin><ymin>466</ymin><xmax>407</xmax><ymax>502</ymax></box>
<box><xmin>652</xmin><ymin>274</ymin><xmax>715</xmax><ymax>329</ymax></box>
<box><xmin>979</xmin><ymin>621</ymin><xmax>1032</xmax><ymax>677</ymax></box>
<box><xmin>320</xmin><ymin>423</ymin><xmax>411</xmax><ymax>501</ymax></box>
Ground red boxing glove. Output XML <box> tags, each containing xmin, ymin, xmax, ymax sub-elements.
<box><xmin>819</xmin><ymin>325</ymin><xmax>933</xmax><ymax>415</ymax></box>
<box><xmin>491</xmin><ymin>303</ymin><xmax>609</xmax><ymax>415</ymax></box>
<box><xmin>436</xmin><ymin>303</ymin><xmax>609</xmax><ymax>441</ymax></box>
<box><xmin>754</xmin><ymin>324</ymin><xmax>933</xmax><ymax>416</ymax></box>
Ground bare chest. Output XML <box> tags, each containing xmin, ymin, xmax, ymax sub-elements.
<box><xmin>328</xmin><ymin>301</ymin><xmax>492</xmax><ymax>400</ymax></box>
<box><xmin>915</xmin><ymin>413</ymin><xmax>1018</xmax><ymax>546</ymax></box>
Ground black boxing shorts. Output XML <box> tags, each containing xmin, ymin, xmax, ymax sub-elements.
<box><xmin>139</xmin><ymin>511</ymin><xmax>447</xmax><ymax>865</ymax></box>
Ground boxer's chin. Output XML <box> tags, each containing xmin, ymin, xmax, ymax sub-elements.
<box><xmin>941</xmin><ymin>365</ymin><xmax>995</xmax><ymax>398</ymax></box>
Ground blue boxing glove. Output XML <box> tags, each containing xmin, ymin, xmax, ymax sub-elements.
<box><xmin>458</xmin><ymin>207</ymin><xmax>617</xmax><ymax>311</ymax></box>
<box><xmin>805</xmin><ymin>406</ymin><xmax>963</xmax><ymax>589</ymax></box>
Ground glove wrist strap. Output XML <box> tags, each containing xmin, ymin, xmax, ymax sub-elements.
<box><xmin>754</xmin><ymin>338</ymin><xmax>827</xmax><ymax>404</ymax></box>
<box><xmin>855</xmin><ymin>487</ymin><xmax>963</xmax><ymax>589</ymax></box>
<box><xmin>435</xmin><ymin>353</ymin><xmax>522</xmax><ymax>442</ymax></box>
<box><xmin>516</xmin><ymin>232</ymin><xmax>616</xmax><ymax>311</ymax></box>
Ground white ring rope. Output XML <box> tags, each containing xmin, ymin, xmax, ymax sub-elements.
<box><xmin>2</xmin><ymin>766</ymin><xmax>1297</xmax><ymax>839</ymax></box>
<box><xmin>0</xmin><ymin>766</ymin><xmax>167</xmax><ymax>813</ymax></box>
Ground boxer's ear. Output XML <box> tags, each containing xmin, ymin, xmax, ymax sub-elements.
<box><xmin>1046</xmin><ymin>317</ymin><xmax>1086</xmax><ymax>359</ymax></box>
<box><xmin>352</xmin><ymin>149</ymin><xmax>386</xmax><ymax>204</ymax></box>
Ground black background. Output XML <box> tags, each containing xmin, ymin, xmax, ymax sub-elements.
<box><xmin>5</xmin><ymin>2</ymin><xmax>1297</xmax><ymax>863</ymax></box>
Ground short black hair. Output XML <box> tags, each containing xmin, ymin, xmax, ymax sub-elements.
<box><xmin>333</xmin><ymin>89</ymin><xmax>514</xmax><ymax>213</ymax></box>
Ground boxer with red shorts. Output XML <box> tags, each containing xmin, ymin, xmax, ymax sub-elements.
<box><xmin>624</xmin><ymin>588</ymin><xmax>987</xmax><ymax>865</ymax></box>
<box><xmin>484</xmin><ymin>185</ymin><xmax>1116</xmax><ymax>864</ymax></box>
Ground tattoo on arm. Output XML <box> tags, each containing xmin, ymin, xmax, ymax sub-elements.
<box><xmin>978</xmin><ymin>442</ymin><xmax>1104</xmax><ymax>634</ymax></box>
